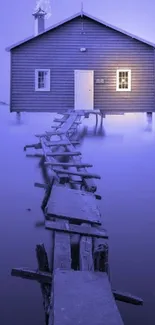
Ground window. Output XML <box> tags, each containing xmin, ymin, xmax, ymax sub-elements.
<box><xmin>116</xmin><ymin>69</ymin><xmax>131</xmax><ymax>91</ymax></box>
<box><xmin>35</xmin><ymin>69</ymin><xmax>50</xmax><ymax>91</ymax></box>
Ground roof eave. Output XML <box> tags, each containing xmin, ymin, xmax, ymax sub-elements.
<box><xmin>5</xmin><ymin>11</ymin><xmax>82</xmax><ymax>52</ymax></box>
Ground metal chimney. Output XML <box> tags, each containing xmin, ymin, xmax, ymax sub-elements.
<box><xmin>32</xmin><ymin>7</ymin><xmax>47</xmax><ymax>36</ymax></box>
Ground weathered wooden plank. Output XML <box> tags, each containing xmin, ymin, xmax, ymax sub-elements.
<box><xmin>80</xmin><ymin>224</ymin><xmax>94</xmax><ymax>271</ymax></box>
<box><xmin>44</xmin><ymin>162</ymin><xmax>92</xmax><ymax>168</ymax></box>
<box><xmin>112</xmin><ymin>290</ymin><xmax>143</xmax><ymax>305</ymax></box>
<box><xmin>11</xmin><ymin>267</ymin><xmax>52</xmax><ymax>284</ymax></box>
<box><xmin>46</xmin><ymin>140</ymin><xmax>80</xmax><ymax>147</ymax></box>
<box><xmin>62</xmin><ymin>110</ymin><xmax>101</xmax><ymax>115</ymax></box>
<box><xmin>53</xmin><ymin>117</ymin><xmax>67</xmax><ymax>123</ymax></box>
<box><xmin>60</xmin><ymin>114</ymin><xmax>78</xmax><ymax>133</ymax></box>
<box><xmin>47</xmin><ymin>151</ymin><xmax>81</xmax><ymax>157</ymax></box>
<box><xmin>53</xmin><ymin>220</ymin><xmax>71</xmax><ymax>270</ymax></box>
<box><xmin>35</xmin><ymin>131</ymin><xmax>65</xmax><ymax>137</ymax></box>
<box><xmin>45</xmin><ymin>221</ymin><xmax>108</xmax><ymax>239</ymax></box>
<box><xmin>46</xmin><ymin>186</ymin><xmax>101</xmax><ymax>225</ymax></box>
<box><xmin>52</xmin><ymin>167</ymin><xmax>101</xmax><ymax>179</ymax></box>
<box><xmin>51</xmin><ymin>270</ymin><xmax>124</xmax><ymax>325</ymax></box>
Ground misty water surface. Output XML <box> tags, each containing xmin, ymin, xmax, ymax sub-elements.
<box><xmin>0</xmin><ymin>104</ymin><xmax>155</xmax><ymax>325</ymax></box>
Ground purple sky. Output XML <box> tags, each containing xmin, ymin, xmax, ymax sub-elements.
<box><xmin>1</xmin><ymin>0</ymin><xmax>155</xmax><ymax>102</ymax></box>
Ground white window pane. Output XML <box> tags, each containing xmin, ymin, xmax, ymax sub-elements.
<box><xmin>35</xmin><ymin>69</ymin><xmax>50</xmax><ymax>91</ymax></box>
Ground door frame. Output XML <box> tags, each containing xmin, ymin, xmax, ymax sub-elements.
<box><xmin>74</xmin><ymin>70</ymin><xmax>94</xmax><ymax>110</ymax></box>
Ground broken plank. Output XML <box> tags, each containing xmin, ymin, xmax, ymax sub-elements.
<box><xmin>46</xmin><ymin>151</ymin><xmax>81</xmax><ymax>157</ymax></box>
<box><xmin>45</xmin><ymin>221</ymin><xmax>108</xmax><ymax>239</ymax></box>
<box><xmin>51</xmin><ymin>270</ymin><xmax>124</xmax><ymax>325</ymax></box>
<box><xmin>112</xmin><ymin>290</ymin><xmax>143</xmax><ymax>305</ymax></box>
<box><xmin>53</xmin><ymin>167</ymin><xmax>101</xmax><ymax>179</ymax></box>
<box><xmin>11</xmin><ymin>267</ymin><xmax>52</xmax><ymax>284</ymax></box>
<box><xmin>24</xmin><ymin>143</ymin><xmax>41</xmax><ymax>151</ymax></box>
<box><xmin>95</xmin><ymin>193</ymin><xmax>102</xmax><ymax>200</ymax></box>
<box><xmin>46</xmin><ymin>185</ymin><xmax>101</xmax><ymax>225</ymax></box>
<box><xmin>44</xmin><ymin>162</ymin><xmax>93</xmax><ymax>168</ymax></box>
<box><xmin>34</xmin><ymin>182</ymin><xmax>48</xmax><ymax>189</ymax></box>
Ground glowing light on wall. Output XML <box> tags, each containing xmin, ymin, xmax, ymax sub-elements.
<box><xmin>116</xmin><ymin>69</ymin><xmax>131</xmax><ymax>91</ymax></box>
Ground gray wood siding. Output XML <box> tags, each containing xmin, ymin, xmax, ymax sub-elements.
<box><xmin>10</xmin><ymin>16</ymin><xmax>155</xmax><ymax>112</ymax></box>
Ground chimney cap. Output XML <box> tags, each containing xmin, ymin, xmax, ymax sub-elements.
<box><xmin>32</xmin><ymin>7</ymin><xmax>47</xmax><ymax>18</ymax></box>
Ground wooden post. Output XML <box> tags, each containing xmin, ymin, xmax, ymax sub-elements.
<box><xmin>36</xmin><ymin>244</ymin><xmax>51</xmax><ymax>325</ymax></box>
<box><xmin>93</xmin><ymin>237</ymin><xmax>109</xmax><ymax>275</ymax></box>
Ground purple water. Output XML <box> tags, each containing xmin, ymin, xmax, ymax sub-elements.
<box><xmin>0</xmin><ymin>105</ymin><xmax>155</xmax><ymax>325</ymax></box>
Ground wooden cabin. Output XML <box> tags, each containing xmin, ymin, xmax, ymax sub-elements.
<box><xmin>6</xmin><ymin>9</ymin><xmax>155</xmax><ymax>113</ymax></box>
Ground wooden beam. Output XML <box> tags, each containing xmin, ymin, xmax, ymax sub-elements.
<box><xmin>46</xmin><ymin>140</ymin><xmax>80</xmax><ymax>147</ymax></box>
<box><xmin>53</xmin><ymin>117</ymin><xmax>67</xmax><ymax>123</ymax></box>
<box><xmin>47</xmin><ymin>151</ymin><xmax>81</xmax><ymax>157</ymax></box>
<box><xmin>35</xmin><ymin>131</ymin><xmax>65</xmax><ymax>137</ymax></box>
<box><xmin>79</xmin><ymin>224</ymin><xmax>94</xmax><ymax>271</ymax></box>
<box><xmin>52</xmin><ymin>167</ymin><xmax>101</xmax><ymax>179</ymax></box>
<box><xmin>45</xmin><ymin>221</ymin><xmax>108</xmax><ymax>239</ymax></box>
<box><xmin>11</xmin><ymin>267</ymin><xmax>52</xmax><ymax>284</ymax></box>
<box><xmin>26</xmin><ymin>153</ymin><xmax>44</xmax><ymax>158</ymax></box>
<box><xmin>53</xmin><ymin>220</ymin><xmax>72</xmax><ymax>270</ymax></box>
<box><xmin>112</xmin><ymin>290</ymin><xmax>143</xmax><ymax>305</ymax></box>
<box><xmin>44</xmin><ymin>162</ymin><xmax>93</xmax><ymax>168</ymax></box>
<box><xmin>34</xmin><ymin>182</ymin><xmax>48</xmax><ymax>189</ymax></box>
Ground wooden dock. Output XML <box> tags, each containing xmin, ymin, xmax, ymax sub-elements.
<box><xmin>13</xmin><ymin>110</ymin><xmax>143</xmax><ymax>325</ymax></box>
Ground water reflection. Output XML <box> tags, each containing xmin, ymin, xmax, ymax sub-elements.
<box><xmin>145</xmin><ymin>112</ymin><xmax>153</xmax><ymax>132</ymax></box>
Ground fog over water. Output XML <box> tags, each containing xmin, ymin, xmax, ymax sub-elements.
<box><xmin>0</xmin><ymin>105</ymin><xmax>155</xmax><ymax>325</ymax></box>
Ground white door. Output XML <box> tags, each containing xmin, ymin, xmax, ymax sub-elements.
<box><xmin>74</xmin><ymin>70</ymin><xmax>94</xmax><ymax>110</ymax></box>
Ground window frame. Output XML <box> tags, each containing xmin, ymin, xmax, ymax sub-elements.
<box><xmin>116</xmin><ymin>69</ymin><xmax>131</xmax><ymax>92</ymax></box>
<box><xmin>35</xmin><ymin>69</ymin><xmax>50</xmax><ymax>91</ymax></box>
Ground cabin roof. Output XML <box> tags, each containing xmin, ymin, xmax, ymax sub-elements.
<box><xmin>6</xmin><ymin>11</ymin><xmax>155</xmax><ymax>51</ymax></box>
